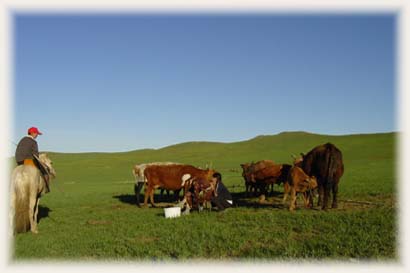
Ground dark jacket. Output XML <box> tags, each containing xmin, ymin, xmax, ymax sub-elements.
<box><xmin>15</xmin><ymin>136</ymin><xmax>39</xmax><ymax>164</ymax></box>
<box><xmin>211</xmin><ymin>181</ymin><xmax>233</xmax><ymax>210</ymax></box>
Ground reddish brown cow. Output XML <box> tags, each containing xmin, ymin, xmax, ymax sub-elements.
<box><xmin>283</xmin><ymin>166</ymin><xmax>318</xmax><ymax>211</ymax></box>
<box><xmin>242</xmin><ymin>160</ymin><xmax>291</xmax><ymax>197</ymax></box>
<box><xmin>143</xmin><ymin>164</ymin><xmax>215</xmax><ymax>208</ymax></box>
<box><xmin>132</xmin><ymin>162</ymin><xmax>180</xmax><ymax>206</ymax></box>
<box><xmin>240</xmin><ymin>163</ymin><xmax>258</xmax><ymax>196</ymax></box>
<box><xmin>241</xmin><ymin>160</ymin><xmax>277</xmax><ymax>195</ymax></box>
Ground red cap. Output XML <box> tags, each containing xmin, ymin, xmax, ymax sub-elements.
<box><xmin>28</xmin><ymin>127</ymin><xmax>42</xmax><ymax>135</ymax></box>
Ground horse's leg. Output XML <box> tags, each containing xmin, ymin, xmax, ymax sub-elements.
<box><xmin>34</xmin><ymin>197</ymin><xmax>40</xmax><ymax>225</ymax></box>
<box><xmin>29</xmin><ymin>194</ymin><xmax>38</xmax><ymax>234</ymax></box>
<box><xmin>9</xmin><ymin>189</ymin><xmax>16</xmax><ymax>235</ymax></box>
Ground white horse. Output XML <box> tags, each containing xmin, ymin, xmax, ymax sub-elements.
<box><xmin>9</xmin><ymin>153</ymin><xmax>56</xmax><ymax>234</ymax></box>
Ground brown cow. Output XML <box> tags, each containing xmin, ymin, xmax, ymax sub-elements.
<box><xmin>294</xmin><ymin>143</ymin><xmax>344</xmax><ymax>210</ymax></box>
<box><xmin>240</xmin><ymin>163</ymin><xmax>258</xmax><ymax>196</ymax></box>
<box><xmin>242</xmin><ymin>160</ymin><xmax>291</xmax><ymax>197</ymax></box>
<box><xmin>132</xmin><ymin>162</ymin><xmax>180</xmax><ymax>206</ymax></box>
<box><xmin>283</xmin><ymin>166</ymin><xmax>318</xmax><ymax>211</ymax></box>
<box><xmin>143</xmin><ymin>164</ymin><xmax>215</xmax><ymax>208</ymax></box>
<box><xmin>241</xmin><ymin>160</ymin><xmax>277</xmax><ymax>196</ymax></box>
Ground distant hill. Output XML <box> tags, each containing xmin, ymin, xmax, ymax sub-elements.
<box><xmin>30</xmin><ymin>131</ymin><xmax>395</xmax><ymax>188</ymax></box>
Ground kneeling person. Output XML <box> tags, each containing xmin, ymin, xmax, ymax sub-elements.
<box><xmin>211</xmin><ymin>172</ymin><xmax>233</xmax><ymax>211</ymax></box>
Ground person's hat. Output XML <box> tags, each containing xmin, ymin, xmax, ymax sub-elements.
<box><xmin>28</xmin><ymin>127</ymin><xmax>42</xmax><ymax>135</ymax></box>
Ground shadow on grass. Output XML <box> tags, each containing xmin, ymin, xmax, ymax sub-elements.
<box><xmin>230</xmin><ymin>191</ymin><xmax>288</xmax><ymax>209</ymax></box>
<box><xmin>37</xmin><ymin>205</ymin><xmax>51</xmax><ymax>223</ymax></box>
<box><xmin>113</xmin><ymin>194</ymin><xmax>137</xmax><ymax>205</ymax></box>
<box><xmin>113</xmin><ymin>191</ymin><xmax>288</xmax><ymax>210</ymax></box>
<box><xmin>113</xmin><ymin>193</ymin><xmax>181</xmax><ymax>207</ymax></box>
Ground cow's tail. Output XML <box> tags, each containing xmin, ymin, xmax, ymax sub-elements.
<box><xmin>12</xmin><ymin>175</ymin><xmax>31</xmax><ymax>233</ymax></box>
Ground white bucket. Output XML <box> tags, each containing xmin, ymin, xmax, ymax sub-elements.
<box><xmin>164</xmin><ymin>207</ymin><xmax>181</xmax><ymax>218</ymax></box>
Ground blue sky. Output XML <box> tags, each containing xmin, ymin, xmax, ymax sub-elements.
<box><xmin>13</xmin><ymin>14</ymin><xmax>396</xmax><ymax>153</ymax></box>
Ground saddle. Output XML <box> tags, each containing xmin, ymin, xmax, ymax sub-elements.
<box><xmin>33</xmin><ymin>157</ymin><xmax>51</xmax><ymax>193</ymax></box>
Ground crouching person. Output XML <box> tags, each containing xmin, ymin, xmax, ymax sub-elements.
<box><xmin>211</xmin><ymin>172</ymin><xmax>233</xmax><ymax>211</ymax></box>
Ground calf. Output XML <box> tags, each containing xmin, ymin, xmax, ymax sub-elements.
<box><xmin>180</xmin><ymin>174</ymin><xmax>216</xmax><ymax>214</ymax></box>
<box><xmin>283</xmin><ymin>166</ymin><xmax>318</xmax><ymax>211</ymax></box>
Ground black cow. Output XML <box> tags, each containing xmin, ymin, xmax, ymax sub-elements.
<box><xmin>295</xmin><ymin>143</ymin><xmax>344</xmax><ymax>210</ymax></box>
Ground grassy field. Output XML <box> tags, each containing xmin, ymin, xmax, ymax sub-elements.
<box><xmin>11</xmin><ymin>131</ymin><xmax>397</xmax><ymax>262</ymax></box>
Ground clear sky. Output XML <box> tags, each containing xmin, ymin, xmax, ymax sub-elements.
<box><xmin>13</xmin><ymin>13</ymin><xmax>396</xmax><ymax>153</ymax></box>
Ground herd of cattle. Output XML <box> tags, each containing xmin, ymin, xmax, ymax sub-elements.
<box><xmin>133</xmin><ymin>142</ymin><xmax>344</xmax><ymax>211</ymax></box>
<box><xmin>10</xmin><ymin>142</ymin><xmax>344</xmax><ymax>235</ymax></box>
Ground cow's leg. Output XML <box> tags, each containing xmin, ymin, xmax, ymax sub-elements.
<box><xmin>184</xmin><ymin>202</ymin><xmax>191</xmax><ymax>215</ymax></box>
<box><xmin>303</xmin><ymin>192</ymin><xmax>313</xmax><ymax>208</ymax></box>
<box><xmin>331</xmin><ymin>182</ymin><xmax>339</xmax><ymax>209</ymax></box>
<box><xmin>289</xmin><ymin>188</ymin><xmax>297</xmax><ymax>211</ymax></box>
<box><xmin>149</xmin><ymin>187</ymin><xmax>157</xmax><ymax>207</ymax></box>
<box><xmin>322</xmin><ymin>183</ymin><xmax>331</xmax><ymax>210</ymax></box>
<box><xmin>259</xmin><ymin>182</ymin><xmax>268</xmax><ymax>197</ymax></box>
<box><xmin>317</xmin><ymin>182</ymin><xmax>324</xmax><ymax>207</ymax></box>
<box><xmin>134</xmin><ymin>182</ymin><xmax>144</xmax><ymax>207</ymax></box>
<box><xmin>174</xmin><ymin>189</ymin><xmax>181</xmax><ymax>202</ymax></box>
<box><xmin>177</xmin><ymin>197</ymin><xmax>186</xmax><ymax>208</ymax></box>
<box><xmin>143</xmin><ymin>185</ymin><xmax>152</xmax><ymax>208</ymax></box>
<box><xmin>282</xmin><ymin>182</ymin><xmax>290</xmax><ymax>204</ymax></box>
<box><xmin>183</xmin><ymin>192</ymin><xmax>192</xmax><ymax>215</ymax></box>
<box><xmin>308</xmin><ymin>191</ymin><xmax>314</xmax><ymax>208</ymax></box>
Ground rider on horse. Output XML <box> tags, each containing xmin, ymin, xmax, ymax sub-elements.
<box><xmin>15</xmin><ymin>127</ymin><xmax>50</xmax><ymax>193</ymax></box>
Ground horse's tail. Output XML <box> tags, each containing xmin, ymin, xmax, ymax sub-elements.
<box><xmin>11</xmin><ymin>171</ymin><xmax>31</xmax><ymax>233</ymax></box>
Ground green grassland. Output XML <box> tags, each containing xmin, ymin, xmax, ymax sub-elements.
<box><xmin>11</xmin><ymin>131</ymin><xmax>397</xmax><ymax>261</ymax></box>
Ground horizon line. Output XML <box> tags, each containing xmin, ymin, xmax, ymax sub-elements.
<box><xmin>33</xmin><ymin>130</ymin><xmax>398</xmax><ymax>155</ymax></box>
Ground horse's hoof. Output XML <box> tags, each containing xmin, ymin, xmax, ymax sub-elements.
<box><xmin>31</xmin><ymin>229</ymin><xmax>38</xmax><ymax>234</ymax></box>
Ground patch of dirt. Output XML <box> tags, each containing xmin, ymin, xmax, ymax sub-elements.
<box><xmin>128</xmin><ymin>236</ymin><xmax>160</xmax><ymax>244</ymax></box>
<box><xmin>110</xmin><ymin>204</ymin><xmax>129</xmax><ymax>210</ymax></box>
<box><xmin>252</xmin><ymin>193</ymin><xmax>395</xmax><ymax>211</ymax></box>
<box><xmin>86</xmin><ymin>219</ymin><xmax>112</xmax><ymax>225</ymax></box>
